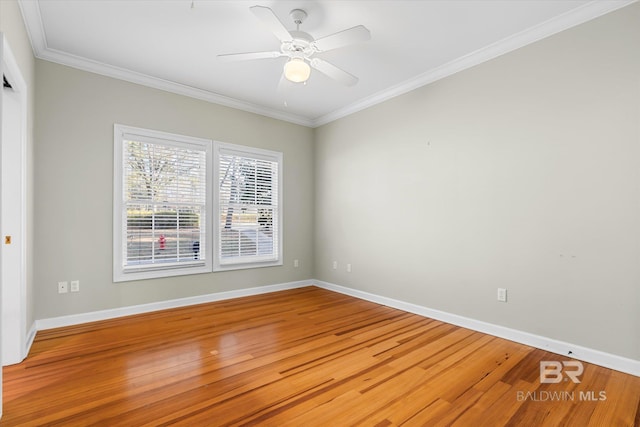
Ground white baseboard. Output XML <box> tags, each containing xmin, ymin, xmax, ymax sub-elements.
<box><xmin>35</xmin><ymin>280</ymin><xmax>312</xmax><ymax>331</ymax></box>
<box><xmin>25</xmin><ymin>322</ymin><xmax>37</xmax><ymax>356</ymax></box>
<box><xmin>314</xmin><ymin>280</ymin><xmax>640</xmax><ymax>377</ymax></box>
<box><xmin>30</xmin><ymin>278</ymin><xmax>639</xmax><ymax>377</ymax></box>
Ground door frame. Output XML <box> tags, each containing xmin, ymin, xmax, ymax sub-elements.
<box><xmin>1</xmin><ymin>33</ymin><xmax>29</xmax><ymax>370</ymax></box>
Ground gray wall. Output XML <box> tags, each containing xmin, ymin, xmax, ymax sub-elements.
<box><xmin>24</xmin><ymin>1</ymin><xmax>640</xmax><ymax>363</ymax></box>
<box><xmin>314</xmin><ymin>4</ymin><xmax>640</xmax><ymax>360</ymax></box>
<box><xmin>35</xmin><ymin>60</ymin><xmax>314</xmax><ymax>319</ymax></box>
<box><xmin>1</xmin><ymin>0</ymin><xmax>36</xmax><ymax>330</ymax></box>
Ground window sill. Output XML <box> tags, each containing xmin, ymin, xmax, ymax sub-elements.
<box><xmin>214</xmin><ymin>259</ymin><xmax>283</xmax><ymax>272</ymax></box>
<box><xmin>114</xmin><ymin>262</ymin><xmax>211</xmax><ymax>283</ymax></box>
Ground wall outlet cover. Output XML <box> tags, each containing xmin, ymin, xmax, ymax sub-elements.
<box><xmin>58</xmin><ymin>281</ymin><xmax>69</xmax><ymax>294</ymax></box>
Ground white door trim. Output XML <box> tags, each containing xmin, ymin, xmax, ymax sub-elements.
<box><xmin>1</xmin><ymin>34</ymin><xmax>29</xmax><ymax>368</ymax></box>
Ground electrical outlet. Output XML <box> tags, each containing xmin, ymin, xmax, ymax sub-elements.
<box><xmin>346</xmin><ymin>263</ymin><xmax>352</xmax><ymax>273</ymax></box>
<box><xmin>332</xmin><ymin>261</ymin><xmax>338</xmax><ymax>270</ymax></box>
<box><xmin>70</xmin><ymin>280</ymin><xmax>80</xmax><ymax>292</ymax></box>
<box><xmin>294</xmin><ymin>259</ymin><xmax>299</xmax><ymax>268</ymax></box>
<box><xmin>497</xmin><ymin>288</ymin><xmax>507</xmax><ymax>302</ymax></box>
<box><xmin>58</xmin><ymin>281</ymin><xmax>68</xmax><ymax>294</ymax></box>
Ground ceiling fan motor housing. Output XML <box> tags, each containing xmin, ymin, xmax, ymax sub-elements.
<box><xmin>283</xmin><ymin>30</ymin><xmax>315</xmax><ymax>59</ymax></box>
<box><xmin>282</xmin><ymin>9</ymin><xmax>315</xmax><ymax>59</ymax></box>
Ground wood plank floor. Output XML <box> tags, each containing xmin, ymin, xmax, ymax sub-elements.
<box><xmin>2</xmin><ymin>286</ymin><xmax>639</xmax><ymax>426</ymax></box>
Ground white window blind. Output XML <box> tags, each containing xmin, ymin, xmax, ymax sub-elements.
<box><xmin>114</xmin><ymin>125</ymin><xmax>212</xmax><ymax>281</ymax></box>
<box><xmin>215</xmin><ymin>144</ymin><xmax>282</xmax><ymax>269</ymax></box>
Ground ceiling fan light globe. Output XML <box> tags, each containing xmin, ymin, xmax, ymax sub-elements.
<box><xmin>284</xmin><ymin>58</ymin><xmax>311</xmax><ymax>83</ymax></box>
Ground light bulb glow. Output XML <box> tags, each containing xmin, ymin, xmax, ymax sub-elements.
<box><xmin>284</xmin><ymin>58</ymin><xmax>311</xmax><ymax>83</ymax></box>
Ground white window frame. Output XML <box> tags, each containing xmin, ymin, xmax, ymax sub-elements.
<box><xmin>113</xmin><ymin>124</ymin><xmax>213</xmax><ymax>282</ymax></box>
<box><xmin>213</xmin><ymin>141</ymin><xmax>283</xmax><ymax>271</ymax></box>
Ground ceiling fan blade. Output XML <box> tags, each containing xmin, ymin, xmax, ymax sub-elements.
<box><xmin>310</xmin><ymin>58</ymin><xmax>359</xmax><ymax>86</ymax></box>
<box><xmin>312</xmin><ymin>25</ymin><xmax>371</xmax><ymax>52</ymax></box>
<box><xmin>217</xmin><ymin>51</ymin><xmax>283</xmax><ymax>62</ymax></box>
<box><xmin>250</xmin><ymin>6</ymin><xmax>293</xmax><ymax>43</ymax></box>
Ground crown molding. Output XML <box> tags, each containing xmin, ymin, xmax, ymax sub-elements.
<box><xmin>17</xmin><ymin>0</ymin><xmax>314</xmax><ymax>128</ymax></box>
<box><xmin>311</xmin><ymin>0</ymin><xmax>637</xmax><ymax>127</ymax></box>
<box><xmin>18</xmin><ymin>0</ymin><xmax>637</xmax><ymax>129</ymax></box>
<box><xmin>40</xmin><ymin>47</ymin><xmax>315</xmax><ymax>127</ymax></box>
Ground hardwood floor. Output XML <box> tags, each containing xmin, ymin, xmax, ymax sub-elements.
<box><xmin>2</xmin><ymin>286</ymin><xmax>639</xmax><ymax>426</ymax></box>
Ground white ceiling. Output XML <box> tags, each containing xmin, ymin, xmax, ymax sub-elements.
<box><xmin>18</xmin><ymin>0</ymin><xmax>634</xmax><ymax>127</ymax></box>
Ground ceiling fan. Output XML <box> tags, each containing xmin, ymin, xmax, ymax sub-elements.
<box><xmin>218</xmin><ymin>6</ymin><xmax>371</xmax><ymax>86</ymax></box>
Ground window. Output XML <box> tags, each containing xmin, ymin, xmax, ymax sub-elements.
<box><xmin>114</xmin><ymin>126</ymin><xmax>283</xmax><ymax>281</ymax></box>
<box><xmin>214</xmin><ymin>142</ymin><xmax>282</xmax><ymax>270</ymax></box>
<box><xmin>113</xmin><ymin>125</ymin><xmax>212</xmax><ymax>281</ymax></box>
